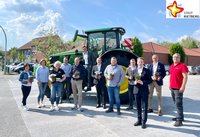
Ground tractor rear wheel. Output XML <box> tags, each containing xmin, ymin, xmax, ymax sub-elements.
<box><xmin>101</xmin><ymin>50</ymin><xmax>137</xmax><ymax>104</ymax></box>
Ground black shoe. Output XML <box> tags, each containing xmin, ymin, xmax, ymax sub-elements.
<box><xmin>117</xmin><ymin>109</ymin><xmax>121</xmax><ymax>115</ymax></box>
<box><xmin>105</xmin><ymin>109</ymin><xmax>113</xmax><ymax>113</ymax></box>
<box><xmin>141</xmin><ymin>123</ymin><xmax>146</xmax><ymax>129</ymax></box>
<box><xmin>96</xmin><ymin>104</ymin><xmax>101</xmax><ymax>108</ymax></box>
<box><xmin>134</xmin><ymin>121</ymin><xmax>142</xmax><ymax>126</ymax></box>
<box><xmin>103</xmin><ymin>105</ymin><xmax>107</xmax><ymax>109</ymax></box>
<box><xmin>172</xmin><ymin>117</ymin><xmax>184</xmax><ymax>121</ymax></box>
<box><xmin>174</xmin><ymin>120</ymin><xmax>183</xmax><ymax>127</ymax></box>
<box><xmin>148</xmin><ymin>109</ymin><xmax>153</xmax><ymax>113</ymax></box>
<box><xmin>126</xmin><ymin>107</ymin><xmax>133</xmax><ymax>110</ymax></box>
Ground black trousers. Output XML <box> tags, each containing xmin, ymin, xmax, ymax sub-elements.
<box><xmin>135</xmin><ymin>91</ymin><xmax>148</xmax><ymax>124</ymax></box>
<box><xmin>128</xmin><ymin>84</ymin><xmax>135</xmax><ymax>108</ymax></box>
<box><xmin>21</xmin><ymin>85</ymin><xmax>31</xmax><ymax>106</ymax></box>
<box><xmin>61</xmin><ymin>77</ymin><xmax>72</xmax><ymax>100</ymax></box>
<box><xmin>95</xmin><ymin>83</ymin><xmax>107</xmax><ymax>105</ymax></box>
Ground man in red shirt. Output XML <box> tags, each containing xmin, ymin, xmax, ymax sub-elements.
<box><xmin>169</xmin><ymin>53</ymin><xmax>188</xmax><ymax>127</ymax></box>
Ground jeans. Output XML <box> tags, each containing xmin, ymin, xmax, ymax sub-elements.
<box><xmin>21</xmin><ymin>85</ymin><xmax>31</xmax><ymax>106</ymax></box>
<box><xmin>107</xmin><ymin>86</ymin><xmax>120</xmax><ymax>110</ymax></box>
<box><xmin>171</xmin><ymin>89</ymin><xmax>184</xmax><ymax>120</ymax></box>
<box><xmin>51</xmin><ymin>83</ymin><xmax>63</xmax><ymax>105</ymax></box>
<box><xmin>38</xmin><ymin>82</ymin><xmax>48</xmax><ymax>103</ymax></box>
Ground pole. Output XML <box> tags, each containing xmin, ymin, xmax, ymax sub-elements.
<box><xmin>0</xmin><ymin>25</ymin><xmax>7</xmax><ymax>75</ymax></box>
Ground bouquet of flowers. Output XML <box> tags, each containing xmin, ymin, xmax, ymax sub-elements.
<box><xmin>95</xmin><ymin>71</ymin><xmax>101</xmax><ymax>78</ymax></box>
<box><xmin>129</xmin><ymin>73</ymin><xmax>134</xmax><ymax>80</ymax></box>
<box><xmin>154</xmin><ymin>72</ymin><xmax>160</xmax><ymax>80</ymax></box>
<box><xmin>134</xmin><ymin>73</ymin><xmax>141</xmax><ymax>80</ymax></box>
<box><xmin>73</xmin><ymin>71</ymin><xmax>80</xmax><ymax>77</ymax></box>
<box><xmin>109</xmin><ymin>72</ymin><xmax>114</xmax><ymax>80</ymax></box>
<box><xmin>50</xmin><ymin>74</ymin><xmax>56</xmax><ymax>82</ymax></box>
<box><xmin>28</xmin><ymin>76</ymin><xmax>34</xmax><ymax>83</ymax></box>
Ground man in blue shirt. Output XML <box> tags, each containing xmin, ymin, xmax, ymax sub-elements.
<box><xmin>104</xmin><ymin>57</ymin><xmax>124</xmax><ymax>115</ymax></box>
<box><xmin>61</xmin><ymin>57</ymin><xmax>72</xmax><ymax>103</ymax></box>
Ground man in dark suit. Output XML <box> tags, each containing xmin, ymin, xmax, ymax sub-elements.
<box><xmin>82</xmin><ymin>45</ymin><xmax>94</xmax><ymax>91</ymax></box>
<box><xmin>92</xmin><ymin>57</ymin><xmax>107</xmax><ymax>109</ymax></box>
<box><xmin>134</xmin><ymin>57</ymin><xmax>151</xmax><ymax>129</ymax></box>
<box><xmin>148</xmin><ymin>54</ymin><xmax>166</xmax><ymax>116</ymax></box>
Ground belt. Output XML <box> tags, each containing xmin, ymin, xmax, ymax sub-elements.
<box><xmin>72</xmin><ymin>79</ymin><xmax>81</xmax><ymax>81</ymax></box>
<box><xmin>171</xmin><ymin>88</ymin><xmax>179</xmax><ymax>90</ymax></box>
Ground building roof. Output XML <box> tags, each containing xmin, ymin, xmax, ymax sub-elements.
<box><xmin>183</xmin><ymin>48</ymin><xmax>200</xmax><ymax>56</ymax></box>
<box><xmin>142</xmin><ymin>42</ymin><xmax>169</xmax><ymax>54</ymax></box>
<box><xmin>18</xmin><ymin>35</ymin><xmax>60</xmax><ymax>50</ymax></box>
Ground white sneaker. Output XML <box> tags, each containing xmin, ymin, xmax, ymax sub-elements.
<box><xmin>41</xmin><ymin>103</ymin><xmax>45</xmax><ymax>107</ymax></box>
<box><xmin>23</xmin><ymin>105</ymin><xmax>29</xmax><ymax>111</ymax></box>
<box><xmin>49</xmin><ymin>106</ymin><xmax>54</xmax><ymax>111</ymax></box>
<box><xmin>55</xmin><ymin>106</ymin><xmax>59</xmax><ymax>111</ymax></box>
<box><xmin>37</xmin><ymin>104</ymin><xmax>41</xmax><ymax>108</ymax></box>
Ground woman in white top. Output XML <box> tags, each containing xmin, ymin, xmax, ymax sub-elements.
<box><xmin>19</xmin><ymin>63</ymin><xmax>33</xmax><ymax>111</ymax></box>
<box><xmin>36</xmin><ymin>59</ymin><xmax>49</xmax><ymax>108</ymax></box>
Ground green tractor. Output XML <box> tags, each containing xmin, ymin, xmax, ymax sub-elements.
<box><xmin>50</xmin><ymin>27</ymin><xmax>138</xmax><ymax>103</ymax></box>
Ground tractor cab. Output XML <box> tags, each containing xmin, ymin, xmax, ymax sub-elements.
<box><xmin>73</xmin><ymin>27</ymin><xmax>126</xmax><ymax>56</ymax></box>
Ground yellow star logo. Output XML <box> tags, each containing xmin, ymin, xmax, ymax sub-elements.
<box><xmin>167</xmin><ymin>1</ymin><xmax>184</xmax><ymax>17</ymax></box>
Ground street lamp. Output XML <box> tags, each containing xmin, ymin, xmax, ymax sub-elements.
<box><xmin>0</xmin><ymin>25</ymin><xmax>7</xmax><ymax>75</ymax></box>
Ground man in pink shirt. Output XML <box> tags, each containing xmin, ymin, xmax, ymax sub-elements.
<box><xmin>169</xmin><ymin>53</ymin><xmax>188</xmax><ymax>127</ymax></box>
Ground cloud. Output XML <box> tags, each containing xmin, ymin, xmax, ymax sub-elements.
<box><xmin>0</xmin><ymin>0</ymin><xmax>44</xmax><ymax>13</ymax></box>
<box><xmin>192</xmin><ymin>28</ymin><xmax>200</xmax><ymax>41</ymax></box>
<box><xmin>177</xmin><ymin>35</ymin><xmax>188</xmax><ymax>42</ymax></box>
<box><xmin>138</xmin><ymin>32</ymin><xmax>158</xmax><ymax>43</ymax></box>
<box><xmin>33</xmin><ymin>10</ymin><xmax>62</xmax><ymax>35</ymax></box>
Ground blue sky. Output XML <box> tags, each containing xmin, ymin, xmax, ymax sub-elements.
<box><xmin>0</xmin><ymin>0</ymin><xmax>200</xmax><ymax>50</ymax></box>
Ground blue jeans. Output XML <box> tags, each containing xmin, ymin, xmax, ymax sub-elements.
<box><xmin>107</xmin><ymin>86</ymin><xmax>120</xmax><ymax>110</ymax></box>
<box><xmin>51</xmin><ymin>83</ymin><xmax>63</xmax><ymax>105</ymax></box>
<box><xmin>38</xmin><ymin>82</ymin><xmax>48</xmax><ymax>103</ymax></box>
<box><xmin>171</xmin><ymin>89</ymin><xmax>184</xmax><ymax>120</ymax></box>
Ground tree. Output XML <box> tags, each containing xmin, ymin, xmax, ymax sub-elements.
<box><xmin>159</xmin><ymin>41</ymin><xmax>174</xmax><ymax>47</ymax></box>
<box><xmin>179</xmin><ymin>36</ymin><xmax>199</xmax><ymax>48</ymax></box>
<box><xmin>169</xmin><ymin>43</ymin><xmax>186</xmax><ymax>64</ymax></box>
<box><xmin>33</xmin><ymin>34</ymin><xmax>63</xmax><ymax>61</ymax></box>
<box><xmin>132</xmin><ymin>37</ymin><xmax>143</xmax><ymax>57</ymax></box>
<box><xmin>64</xmin><ymin>37</ymin><xmax>85</xmax><ymax>50</ymax></box>
<box><xmin>8</xmin><ymin>47</ymin><xmax>18</xmax><ymax>62</ymax></box>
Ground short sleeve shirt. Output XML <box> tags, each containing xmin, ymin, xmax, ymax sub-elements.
<box><xmin>50</xmin><ymin>68</ymin><xmax>65</xmax><ymax>83</ymax></box>
<box><xmin>169</xmin><ymin>63</ymin><xmax>188</xmax><ymax>89</ymax></box>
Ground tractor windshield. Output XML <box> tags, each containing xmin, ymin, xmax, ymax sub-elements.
<box><xmin>88</xmin><ymin>31</ymin><xmax>117</xmax><ymax>55</ymax></box>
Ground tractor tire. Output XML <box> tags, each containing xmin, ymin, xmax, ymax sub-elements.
<box><xmin>101</xmin><ymin>50</ymin><xmax>137</xmax><ymax>104</ymax></box>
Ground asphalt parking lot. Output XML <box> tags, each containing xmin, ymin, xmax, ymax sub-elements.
<box><xmin>0</xmin><ymin>71</ymin><xmax>200</xmax><ymax>137</ymax></box>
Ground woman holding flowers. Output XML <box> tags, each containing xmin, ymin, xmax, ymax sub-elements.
<box><xmin>19</xmin><ymin>63</ymin><xmax>34</xmax><ymax>111</ymax></box>
<box><xmin>49</xmin><ymin>61</ymin><xmax>66</xmax><ymax>111</ymax></box>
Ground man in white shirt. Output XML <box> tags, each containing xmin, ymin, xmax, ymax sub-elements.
<box><xmin>82</xmin><ymin>45</ymin><xmax>94</xmax><ymax>91</ymax></box>
<box><xmin>148</xmin><ymin>54</ymin><xmax>166</xmax><ymax>116</ymax></box>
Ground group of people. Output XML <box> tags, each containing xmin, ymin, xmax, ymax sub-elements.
<box><xmin>19</xmin><ymin>46</ymin><xmax>188</xmax><ymax>129</ymax></box>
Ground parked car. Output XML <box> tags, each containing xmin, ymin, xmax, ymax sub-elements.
<box><xmin>188</xmin><ymin>66</ymin><xmax>198</xmax><ymax>75</ymax></box>
<box><xmin>164</xmin><ymin>64</ymin><xmax>170</xmax><ymax>75</ymax></box>
<box><xmin>14</xmin><ymin>63</ymin><xmax>34</xmax><ymax>74</ymax></box>
<box><xmin>194</xmin><ymin>65</ymin><xmax>200</xmax><ymax>74</ymax></box>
